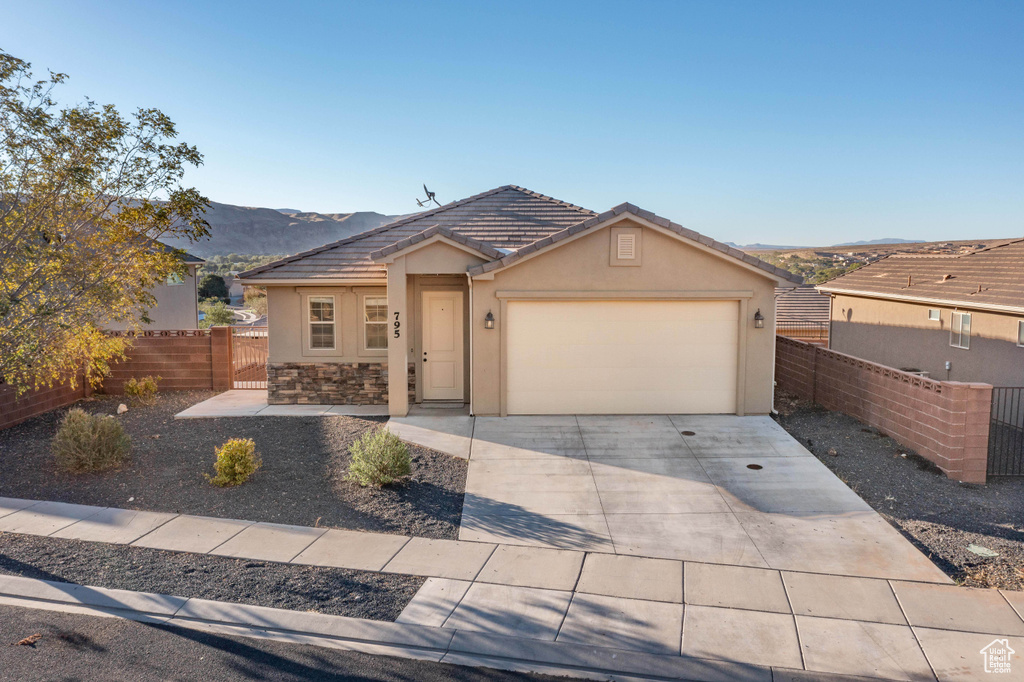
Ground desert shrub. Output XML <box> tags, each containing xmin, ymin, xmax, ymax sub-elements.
<box><xmin>124</xmin><ymin>375</ymin><xmax>161</xmax><ymax>405</ymax></box>
<box><xmin>52</xmin><ymin>408</ymin><xmax>131</xmax><ymax>473</ymax></box>
<box><xmin>206</xmin><ymin>438</ymin><xmax>261</xmax><ymax>487</ymax></box>
<box><xmin>347</xmin><ymin>428</ymin><xmax>411</xmax><ymax>487</ymax></box>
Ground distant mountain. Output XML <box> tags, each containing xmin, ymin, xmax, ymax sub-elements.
<box><xmin>159</xmin><ymin>201</ymin><xmax>406</xmax><ymax>257</ymax></box>
<box><xmin>727</xmin><ymin>242</ymin><xmax>807</xmax><ymax>251</ymax></box>
<box><xmin>832</xmin><ymin>238</ymin><xmax>923</xmax><ymax>247</ymax></box>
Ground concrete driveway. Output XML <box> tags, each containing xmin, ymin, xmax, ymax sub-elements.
<box><xmin>447</xmin><ymin>414</ymin><xmax>948</xmax><ymax>582</ymax></box>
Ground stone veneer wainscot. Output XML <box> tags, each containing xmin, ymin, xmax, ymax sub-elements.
<box><xmin>267</xmin><ymin>362</ymin><xmax>415</xmax><ymax>405</ymax></box>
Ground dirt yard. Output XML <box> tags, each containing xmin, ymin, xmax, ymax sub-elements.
<box><xmin>774</xmin><ymin>393</ymin><xmax>1024</xmax><ymax>591</ymax></box>
<box><xmin>0</xmin><ymin>391</ymin><xmax>467</xmax><ymax>540</ymax></box>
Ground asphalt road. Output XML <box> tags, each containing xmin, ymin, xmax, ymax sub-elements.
<box><xmin>0</xmin><ymin>604</ymin><xmax>571</xmax><ymax>682</ymax></box>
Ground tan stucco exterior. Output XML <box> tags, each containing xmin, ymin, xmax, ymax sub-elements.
<box><xmin>466</xmin><ymin>216</ymin><xmax>778</xmax><ymax>416</ymax></box>
<box><xmin>263</xmin><ymin>217</ymin><xmax>786</xmax><ymax>415</ymax></box>
<box><xmin>106</xmin><ymin>264</ymin><xmax>200</xmax><ymax>331</ymax></box>
<box><xmin>829</xmin><ymin>293</ymin><xmax>1024</xmax><ymax>386</ymax></box>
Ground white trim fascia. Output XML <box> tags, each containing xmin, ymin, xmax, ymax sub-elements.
<box><xmin>817</xmin><ymin>287</ymin><xmax>1024</xmax><ymax>315</ymax></box>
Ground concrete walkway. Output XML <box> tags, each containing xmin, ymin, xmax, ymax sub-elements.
<box><xmin>1</xmin><ymin>497</ymin><xmax>1022</xmax><ymax>680</ymax></box>
<box><xmin>174</xmin><ymin>390</ymin><xmax>389</xmax><ymax>418</ymax></box>
<box><xmin>392</xmin><ymin>413</ymin><xmax>949</xmax><ymax>583</ymax></box>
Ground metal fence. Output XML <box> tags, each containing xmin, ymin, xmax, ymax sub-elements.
<box><xmin>989</xmin><ymin>387</ymin><xmax>1024</xmax><ymax>477</ymax></box>
<box><xmin>231</xmin><ymin>326</ymin><xmax>268</xmax><ymax>389</ymax></box>
<box><xmin>776</xmin><ymin>320</ymin><xmax>829</xmax><ymax>343</ymax></box>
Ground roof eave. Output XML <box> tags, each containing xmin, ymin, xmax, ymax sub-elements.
<box><xmin>815</xmin><ymin>286</ymin><xmax>1024</xmax><ymax>315</ymax></box>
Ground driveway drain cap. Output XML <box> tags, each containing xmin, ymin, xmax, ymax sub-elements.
<box><xmin>746</xmin><ymin>464</ymin><xmax>763</xmax><ymax>470</ymax></box>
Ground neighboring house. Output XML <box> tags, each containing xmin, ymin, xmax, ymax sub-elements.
<box><xmin>106</xmin><ymin>242</ymin><xmax>204</xmax><ymax>331</ymax></box>
<box><xmin>239</xmin><ymin>185</ymin><xmax>801</xmax><ymax>416</ymax></box>
<box><xmin>775</xmin><ymin>284</ymin><xmax>830</xmax><ymax>344</ymax></box>
<box><xmin>817</xmin><ymin>239</ymin><xmax>1024</xmax><ymax>384</ymax></box>
<box><xmin>224</xmin><ymin>271</ymin><xmax>245</xmax><ymax>304</ymax></box>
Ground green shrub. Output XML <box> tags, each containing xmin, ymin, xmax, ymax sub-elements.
<box><xmin>347</xmin><ymin>428</ymin><xmax>411</xmax><ymax>487</ymax></box>
<box><xmin>52</xmin><ymin>408</ymin><xmax>131</xmax><ymax>473</ymax></box>
<box><xmin>206</xmin><ymin>438</ymin><xmax>261</xmax><ymax>487</ymax></box>
<box><xmin>124</xmin><ymin>375</ymin><xmax>161</xmax><ymax>405</ymax></box>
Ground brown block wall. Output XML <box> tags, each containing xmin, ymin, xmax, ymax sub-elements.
<box><xmin>103</xmin><ymin>331</ymin><xmax>215</xmax><ymax>393</ymax></box>
<box><xmin>776</xmin><ymin>335</ymin><xmax>993</xmax><ymax>483</ymax></box>
<box><xmin>0</xmin><ymin>378</ymin><xmax>91</xmax><ymax>431</ymax></box>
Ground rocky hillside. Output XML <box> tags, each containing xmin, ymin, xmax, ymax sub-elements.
<box><xmin>160</xmin><ymin>201</ymin><xmax>405</xmax><ymax>257</ymax></box>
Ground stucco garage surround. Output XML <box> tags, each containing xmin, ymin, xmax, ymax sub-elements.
<box><xmin>467</xmin><ymin>216</ymin><xmax>781</xmax><ymax>416</ymax></box>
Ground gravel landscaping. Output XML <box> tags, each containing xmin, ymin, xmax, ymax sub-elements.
<box><xmin>774</xmin><ymin>392</ymin><xmax>1024</xmax><ymax>591</ymax></box>
<box><xmin>0</xmin><ymin>392</ymin><xmax>467</xmax><ymax>539</ymax></box>
<box><xmin>0</xmin><ymin>532</ymin><xmax>423</xmax><ymax>620</ymax></box>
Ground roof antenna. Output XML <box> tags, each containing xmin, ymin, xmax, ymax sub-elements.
<box><xmin>415</xmin><ymin>184</ymin><xmax>441</xmax><ymax>208</ymax></box>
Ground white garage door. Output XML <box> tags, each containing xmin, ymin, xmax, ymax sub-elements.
<box><xmin>506</xmin><ymin>300</ymin><xmax>739</xmax><ymax>414</ymax></box>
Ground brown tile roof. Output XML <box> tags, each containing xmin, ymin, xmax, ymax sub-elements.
<box><xmin>467</xmin><ymin>203</ymin><xmax>803</xmax><ymax>284</ymax></box>
<box><xmin>239</xmin><ymin>186</ymin><xmax>595</xmax><ymax>282</ymax></box>
<box><xmin>368</xmin><ymin>225</ymin><xmax>507</xmax><ymax>262</ymax></box>
<box><xmin>153</xmin><ymin>239</ymin><xmax>204</xmax><ymax>265</ymax></box>
<box><xmin>775</xmin><ymin>285</ymin><xmax>830</xmax><ymax>323</ymax></box>
<box><xmin>817</xmin><ymin>239</ymin><xmax>1024</xmax><ymax>313</ymax></box>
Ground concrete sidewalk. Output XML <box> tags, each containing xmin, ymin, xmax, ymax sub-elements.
<box><xmin>2</xmin><ymin>496</ymin><xmax>1023</xmax><ymax>680</ymax></box>
<box><xmin>174</xmin><ymin>390</ymin><xmax>389</xmax><ymax>418</ymax></box>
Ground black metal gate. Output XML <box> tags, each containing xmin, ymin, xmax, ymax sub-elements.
<box><xmin>989</xmin><ymin>387</ymin><xmax>1024</xmax><ymax>477</ymax></box>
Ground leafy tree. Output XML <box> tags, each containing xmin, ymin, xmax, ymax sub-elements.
<box><xmin>244</xmin><ymin>287</ymin><xmax>267</xmax><ymax>316</ymax></box>
<box><xmin>198</xmin><ymin>273</ymin><xmax>228</xmax><ymax>302</ymax></box>
<box><xmin>198</xmin><ymin>299</ymin><xmax>234</xmax><ymax>328</ymax></box>
<box><xmin>0</xmin><ymin>52</ymin><xmax>208</xmax><ymax>395</ymax></box>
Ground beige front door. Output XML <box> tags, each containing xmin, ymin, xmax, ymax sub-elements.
<box><xmin>421</xmin><ymin>291</ymin><xmax>464</xmax><ymax>401</ymax></box>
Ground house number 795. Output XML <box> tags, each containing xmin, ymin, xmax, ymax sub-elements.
<box><xmin>393</xmin><ymin>312</ymin><xmax>401</xmax><ymax>338</ymax></box>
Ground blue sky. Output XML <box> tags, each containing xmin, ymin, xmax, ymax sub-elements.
<box><xmin>4</xmin><ymin>1</ymin><xmax>1022</xmax><ymax>245</ymax></box>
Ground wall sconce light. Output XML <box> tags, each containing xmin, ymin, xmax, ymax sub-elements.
<box><xmin>484</xmin><ymin>311</ymin><xmax>495</xmax><ymax>330</ymax></box>
<box><xmin>753</xmin><ymin>309</ymin><xmax>764</xmax><ymax>329</ymax></box>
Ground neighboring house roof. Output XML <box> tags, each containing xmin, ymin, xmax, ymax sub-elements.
<box><xmin>239</xmin><ymin>185</ymin><xmax>802</xmax><ymax>285</ymax></box>
<box><xmin>817</xmin><ymin>238</ymin><xmax>1024</xmax><ymax>314</ymax></box>
<box><xmin>239</xmin><ymin>186</ymin><xmax>594</xmax><ymax>282</ymax></box>
<box><xmin>152</xmin><ymin>239</ymin><xmax>204</xmax><ymax>265</ymax></box>
<box><xmin>775</xmin><ymin>285</ymin><xmax>830</xmax><ymax>323</ymax></box>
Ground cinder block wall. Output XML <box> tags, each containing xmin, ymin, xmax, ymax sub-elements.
<box><xmin>1</xmin><ymin>330</ymin><xmax>222</xmax><ymax>431</ymax></box>
<box><xmin>0</xmin><ymin>378</ymin><xmax>91</xmax><ymax>431</ymax></box>
<box><xmin>103</xmin><ymin>331</ymin><xmax>216</xmax><ymax>392</ymax></box>
<box><xmin>776</xmin><ymin>335</ymin><xmax>993</xmax><ymax>484</ymax></box>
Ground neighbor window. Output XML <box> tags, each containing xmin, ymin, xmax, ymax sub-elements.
<box><xmin>166</xmin><ymin>273</ymin><xmax>184</xmax><ymax>286</ymax></box>
<box><xmin>950</xmin><ymin>311</ymin><xmax>971</xmax><ymax>349</ymax></box>
<box><xmin>364</xmin><ymin>296</ymin><xmax>388</xmax><ymax>350</ymax></box>
<box><xmin>308</xmin><ymin>296</ymin><xmax>335</xmax><ymax>350</ymax></box>
<box><xmin>1018</xmin><ymin>320</ymin><xmax>1024</xmax><ymax>347</ymax></box>
<box><xmin>927</xmin><ymin>309</ymin><xmax>940</xmax><ymax>321</ymax></box>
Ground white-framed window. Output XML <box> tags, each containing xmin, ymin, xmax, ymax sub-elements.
<box><xmin>1018</xmin><ymin>320</ymin><xmax>1024</xmax><ymax>347</ymax></box>
<box><xmin>166</xmin><ymin>273</ymin><xmax>184</xmax><ymax>286</ymax></box>
<box><xmin>927</xmin><ymin>309</ymin><xmax>940</xmax><ymax>321</ymax></box>
<box><xmin>364</xmin><ymin>296</ymin><xmax>388</xmax><ymax>350</ymax></box>
<box><xmin>950</xmin><ymin>311</ymin><xmax>971</xmax><ymax>349</ymax></box>
<box><xmin>308</xmin><ymin>296</ymin><xmax>335</xmax><ymax>350</ymax></box>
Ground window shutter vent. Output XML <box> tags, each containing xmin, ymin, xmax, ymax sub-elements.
<box><xmin>617</xmin><ymin>234</ymin><xmax>636</xmax><ymax>260</ymax></box>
